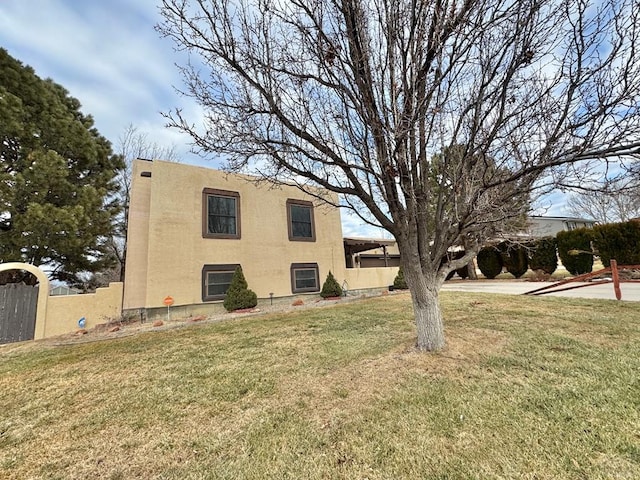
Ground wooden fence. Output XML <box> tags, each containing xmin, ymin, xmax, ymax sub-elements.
<box><xmin>0</xmin><ymin>283</ymin><xmax>39</xmax><ymax>344</ymax></box>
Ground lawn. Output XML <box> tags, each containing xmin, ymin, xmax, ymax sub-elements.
<box><xmin>1</xmin><ymin>292</ymin><xmax>639</xmax><ymax>479</ymax></box>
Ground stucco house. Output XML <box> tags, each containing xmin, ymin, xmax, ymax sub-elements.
<box><xmin>123</xmin><ymin>160</ymin><xmax>398</xmax><ymax>318</ymax></box>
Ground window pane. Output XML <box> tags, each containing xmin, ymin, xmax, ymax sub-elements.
<box><xmin>208</xmin><ymin>196</ymin><xmax>236</xmax><ymax>234</ymax></box>
<box><xmin>290</xmin><ymin>205</ymin><xmax>312</xmax><ymax>238</ymax></box>
<box><xmin>291</xmin><ymin>205</ymin><xmax>311</xmax><ymax>223</ymax></box>
<box><xmin>207</xmin><ymin>271</ymin><xmax>234</xmax><ymax>296</ymax></box>
<box><xmin>295</xmin><ymin>268</ymin><xmax>317</xmax><ymax>289</ymax></box>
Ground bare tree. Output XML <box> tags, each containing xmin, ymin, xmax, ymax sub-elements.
<box><xmin>566</xmin><ymin>178</ymin><xmax>640</xmax><ymax>223</ymax></box>
<box><xmin>111</xmin><ymin>124</ymin><xmax>179</xmax><ymax>282</ymax></box>
<box><xmin>158</xmin><ymin>0</ymin><xmax>640</xmax><ymax>351</ymax></box>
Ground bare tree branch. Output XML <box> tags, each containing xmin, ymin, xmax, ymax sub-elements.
<box><xmin>158</xmin><ymin>0</ymin><xmax>640</xmax><ymax>351</ymax></box>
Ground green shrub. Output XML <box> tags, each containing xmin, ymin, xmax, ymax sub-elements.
<box><xmin>320</xmin><ymin>271</ymin><xmax>343</xmax><ymax>298</ymax></box>
<box><xmin>393</xmin><ymin>267</ymin><xmax>408</xmax><ymax>290</ymax></box>
<box><xmin>223</xmin><ymin>267</ymin><xmax>258</xmax><ymax>312</ymax></box>
<box><xmin>477</xmin><ymin>246</ymin><xmax>503</xmax><ymax>279</ymax></box>
<box><xmin>592</xmin><ymin>221</ymin><xmax>640</xmax><ymax>267</ymax></box>
<box><xmin>500</xmin><ymin>243</ymin><xmax>529</xmax><ymax>278</ymax></box>
<box><xmin>557</xmin><ymin>228</ymin><xmax>594</xmax><ymax>275</ymax></box>
<box><xmin>528</xmin><ymin>237</ymin><xmax>558</xmax><ymax>274</ymax></box>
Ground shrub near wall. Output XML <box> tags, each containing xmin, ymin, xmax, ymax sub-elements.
<box><xmin>223</xmin><ymin>267</ymin><xmax>258</xmax><ymax>312</ymax></box>
<box><xmin>592</xmin><ymin>221</ymin><xmax>640</xmax><ymax>267</ymax></box>
<box><xmin>557</xmin><ymin>228</ymin><xmax>594</xmax><ymax>275</ymax></box>
<box><xmin>393</xmin><ymin>267</ymin><xmax>408</xmax><ymax>290</ymax></box>
<box><xmin>320</xmin><ymin>271</ymin><xmax>343</xmax><ymax>298</ymax></box>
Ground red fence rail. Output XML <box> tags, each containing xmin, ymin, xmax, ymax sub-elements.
<box><xmin>524</xmin><ymin>260</ymin><xmax>640</xmax><ymax>300</ymax></box>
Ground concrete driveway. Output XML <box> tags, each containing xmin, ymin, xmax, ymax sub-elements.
<box><xmin>441</xmin><ymin>279</ymin><xmax>640</xmax><ymax>301</ymax></box>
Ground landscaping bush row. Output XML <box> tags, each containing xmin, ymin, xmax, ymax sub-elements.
<box><xmin>477</xmin><ymin>238</ymin><xmax>558</xmax><ymax>279</ymax></box>
<box><xmin>223</xmin><ymin>267</ymin><xmax>344</xmax><ymax>311</ymax></box>
<box><xmin>230</xmin><ymin>221</ymin><xmax>640</xmax><ymax>300</ymax></box>
<box><xmin>475</xmin><ymin>220</ymin><xmax>640</xmax><ymax>279</ymax></box>
<box><xmin>556</xmin><ymin>220</ymin><xmax>640</xmax><ymax>274</ymax></box>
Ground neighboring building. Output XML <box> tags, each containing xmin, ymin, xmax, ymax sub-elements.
<box><xmin>343</xmin><ymin>237</ymin><xmax>400</xmax><ymax>268</ymax></box>
<box><xmin>524</xmin><ymin>216</ymin><xmax>597</xmax><ymax>238</ymax></box>
<box><xmin>49</xmin><ymin>285</ymin><xmax>81</xmax><ymax>296</ymax></box>
<box><xmin>123</xmin><ymin>160</ymin><xmax>398</xmax><ymax>316</ymax></box>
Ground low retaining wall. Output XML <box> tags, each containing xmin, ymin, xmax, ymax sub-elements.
<box><xmin>45</xmin><ymin>283</ymin><xmax>123</xmax><ymax>337</ymax></box>
<box><xmin>343</xmin><ymin>266</ymin><xmax>399</xmax><ymax>292</ymax></box>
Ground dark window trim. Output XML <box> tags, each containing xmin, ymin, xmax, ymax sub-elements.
<box><xmin>202</xmin><ymin>188</ymin><xmax>241</xmax><ymax>239</ymax></box>
<box><xmin>286</xmin><ymin>199</ymin><xmax>316</xmax><ymax>242</ymax></box>
<box><xmin>202</xmin><ymin>264</ymin><xmax>240</xmax><ymax>302</ymax></box>
<box><xmin>290</xmin><ymin>262</ymin><xmax>320</xmax><ymax>294</ymax></box>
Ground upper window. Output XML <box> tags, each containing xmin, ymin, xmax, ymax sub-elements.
<box><xmin>203</xmin><ymin>188</ymin><xmax>240</xmax><ymax>239</ymax></box>
<box><xmin>290</xmin><ymin>263</ymin><xmax>320</xmax><ymax>293</ymax></box>
<box><xmin>287</xmin><ymin>199</ymin><xmax>315</xmax><ymax>242</ymax></box>
<box><xmin>202</xmin><ymin>264</ymin><xmax>239</xmax><ymax>301</ymax></box>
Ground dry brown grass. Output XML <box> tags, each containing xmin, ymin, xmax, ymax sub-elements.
<box><xmin>1</xmin><ymin>292</ymin><xmax>639</xmax><ymax>479</ymax></box>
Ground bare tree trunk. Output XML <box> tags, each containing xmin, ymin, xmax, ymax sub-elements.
<box><xmin>404</xmin><ymin>264</ymin><xmax>445</xmax><ymax>351</ymax></box>
<box><xmin>463</xmin><ymin>239</ymin><xmax>478</xmax><ymax>280</ymax></box>
<box><xmin>412</xmin><ymin>286</ymin><xmax>445</xmax><ymax>351</ymax></box>
<box><xmin>466</xmin><ymin>260</ymin><xmax>477</xmax><ymax>280</ymax></box>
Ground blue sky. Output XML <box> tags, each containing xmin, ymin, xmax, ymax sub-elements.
<box><xmin>1</xmin><ymin>0</ymin><xmax>205</xmax><ymax>164</ymax></box>
<box><xmin>0</xmin><ymin>0</ymin><xmax>571</xmax><ymax>235</ymax></box>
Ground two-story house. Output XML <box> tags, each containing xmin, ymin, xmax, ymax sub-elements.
<box><xmin>123</xmin><ymin>160</ymin><xmax>396</xmax><ymax>318</ymax></box>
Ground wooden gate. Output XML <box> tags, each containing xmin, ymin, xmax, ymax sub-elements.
<box><xmin>0</xmin><ymin>283</ymin><xmax>39</xmax><ymax>344</ymax></box>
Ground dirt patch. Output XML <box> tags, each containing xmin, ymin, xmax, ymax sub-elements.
<box><xmin>273</xmin><ymin>325</ymin><xmax>508</xmax><ymax>427</ymax></box>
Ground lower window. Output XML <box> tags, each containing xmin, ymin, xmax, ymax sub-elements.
<box><xmin>202</xmin><ymin>264</ymin><xmax>239</xmax><ymax>301</ymax></box>
<box><xmin>290</xmin><ymin>263</ymin><xmax>320</xmax><ymax>293</ymax></box>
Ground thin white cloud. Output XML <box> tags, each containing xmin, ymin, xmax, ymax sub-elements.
<box><xmin>0</xmin><ymin>0</ymin><xmax>196</xmax><ymax>158</ymax></box>
<box><xmin>0</xmin><ymin>0</ymin><xmax>577</xmax><ymax>235</ymax></box>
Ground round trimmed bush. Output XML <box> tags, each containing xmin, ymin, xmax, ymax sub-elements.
<box><xmin>440</xmin><ymin>251</ymin><xmax>468</xmax><ymax>280</ymax></box>
<box><xmin>557</xmin><ymin>228</ymin><xmax>594</xmax><ymax>275</ymax></box>
<box><xmin>528</xmin><ymin>237</ymin><xmax>558</xmax><ymax>274</ymax></box>
<box><xmin>498</xmin><ymin>242</ymin><xmax>529</xmax><ymax>278</ymax></box>
<box><xmin>477</xmin><ymin>246</ymin><xmax>503</xmax><ymax>279</ymax></box>
<box><xmin>592</xmin><ymin>221</ymin><xmax>640</xmax><ymax>267</ymax></box>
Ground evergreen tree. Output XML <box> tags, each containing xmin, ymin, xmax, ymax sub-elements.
<box><xmin>223</xmin><ymin>267</ymin><xmax>258</xmax><ymax>311</ymax></box>
<box><xmin>393</xmin><ymin>267</ymin><xmax>408</xmax><ymax>289</ymax></box>
<box><xmin>0</xmin><ymin>49</ymin><xmax>123</xmax><ymax>284</ymax></box>
<box><xmin>320</xmin><ymin>271</ymin><xmax>343</xmax><ymax>298</ymax></box>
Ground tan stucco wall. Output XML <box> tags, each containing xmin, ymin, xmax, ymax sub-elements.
<box><xmin>0</xmin><ymin>263</ymin><xmax>124</xmax><ymax>341</ymax></box>
<box><xmin>44</xmin><ymin>283</ymin><xmax>123</xmax><ymax>337</ymax></box>
<box><xmin>124</xmin><ymin>160</ymin><xmax>348</xmax><ymax>309</ymax></box>
<box><xmin>344</xmin><ymin>266</ymin><xmax>399</xmax><ymax>292</ymax></box>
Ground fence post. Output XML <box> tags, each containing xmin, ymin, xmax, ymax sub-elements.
<box><xmin>611</xmin><ymin>259</ymin><xmax>622</xmax><ymax>300</ymax></box>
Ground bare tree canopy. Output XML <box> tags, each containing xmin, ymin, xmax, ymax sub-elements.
<box><xmin>567</xmin><ymin>178</ymin><xmax>640</xmax><ymax>223</ymax></box>
<box><xmin>158</xmin><ymin>0</ymin><xmax>640</xmax><ymax>351</ymax></box>
<box><xmin>108</xmin><ymin>125</ymin><xmax>179</xmax><ymax>283</ymax></box>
